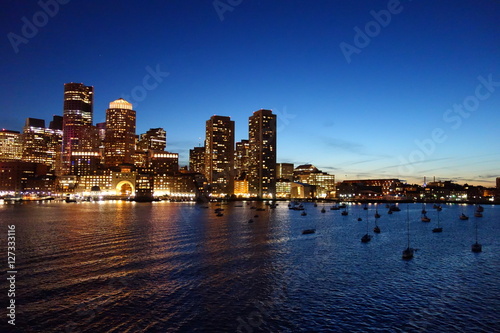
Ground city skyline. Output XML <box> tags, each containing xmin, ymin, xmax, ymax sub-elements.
<box><xmin>2</xmin><ymin>1</ymin><xmax>499</xmax><ymax>186</ymax></box>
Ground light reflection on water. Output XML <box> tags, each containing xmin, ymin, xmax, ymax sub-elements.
<box><xmin>1</xmin><ymin>201</ymin><xmax>498</xmax><ymax>332</ymax></box>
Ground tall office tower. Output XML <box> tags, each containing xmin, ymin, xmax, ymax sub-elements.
<box><xmin>62</xmin><ymin>82</ymin><xmax>95</xmax><ymax>174</ymax></box>
<box><xmin>49</xmin><ymin>115</ymin><xmax>64</xmax><ymax>174</ymax></box>
<box><xmin>138</xmin><ymin>128</ymin><xmax>166</xmax><ymax>151</ymax></box>
<box><xmin>0</xmin><ymin>130</ymin><xmax>22</xmax><ymax>161</ymax></box>
<box><xmin>96</xmin><ymin>122</ymin><xmax>106</xmax><ymax>159</ymax></box>
<box><xmin>189</xmin><ymin>146</ymin><xmax>205</xmax><ymax>174</ymax></box>
<box><xmin>22</xmin><ymin>118</ymin><xmax>62</xmax><ymax>172</ymax></box>
<box><xmin>49</xmin><ymin>115</ymin><xmax>63</xmax><ymax>131</ymax></box>
<box><xmin>235</xmin><ymin>139</ymin><xmax>250</xmax><ymax>179</ymax></box>
<box><xmin>104</xmin><ymin>98</ymin><xmax>137</xmax><ymax>167</ymax></box>
<box><xmin>248</xmin><ymin>109</ymin><xmax>277</xmax><ymax>198</ymax></box>
<box><xmin>276</xmin><ymin>163</ymin><xmax>294</xmax><ymax>181</ymax></box>
<box><xmin>205</xmin><ymin>115</ymin><xmax>234</xmax><ymax>196</ymax></box>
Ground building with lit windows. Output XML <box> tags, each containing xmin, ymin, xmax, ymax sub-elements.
<box><xmin>235</xmin><ymin>139</ymin><xmax>250</xmax><ymax>179</ymax></box>
<box><xmin>149</xmin><ymin>151</ymin><xmax>178</xmax><ymax>174</ymax></box>
<box><xmin>0</xmin><ymin>130</ymin><xmax>22</xmax><ymax>161</ymax></box>
<box><xmin>276</xmin><ymin>179</ymin><xmax>292</xmax><ymax>198</ymax></box>
<box><xmin>62</xmin><ymin>82</ymin><xmax>96</xmax><ymax>175</ymax></box>
<box><xmin>248</xmin><ymin>109</ymin><xmax>276</xmax><ymax>198</ymax></box>
<box><xmin>104</xmin><ymin>98</ymin><xmax>137</xmax><ymax>167</ymax></box>
<box><xmin>22</xmin><ymin>117</ymin><xmax>63</xmax><ymax>172</ymax></box>
<box><xmin>189</xmin><ymin>146</ymin><xmax>205</xmax><ymax>174</ymax></box>
<box><xmin>297</xmin><ymin>172</ymin><xmax>336</xmax><ymax>198</ymax></box>
<box><xmin>277</xmin><ymin>163</ymin><xmax>294</xmax><ymax>181</ymax></box>
<box><xmin>340</xmin><ymin>179</ymin><xmax>402</xmax><ymax>197</ymax></box>
<box><xmin>137</xmin><ymin>128</ymin><xmax>166</xmax><ymax>151</ymax></box>
<box><xmin>205</xmin><ymin>115</ymin><xmax>234</xmax><ymax>196</ymax></box>
<box><xmin>0</xmin><ymin>161</ymin><xmax>49</xmax><ymax>194</ymax></box>
<box><xmin>234</xmin><ymin>179</ymin><xmax>249</xmax><ymax>197</ymax></box>
<box><xmin>292</xmin><ymin>164</ymin><xmax>335</xmax><ymax>198</ymax></box>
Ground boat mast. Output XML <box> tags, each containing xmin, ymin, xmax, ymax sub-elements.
<box><xmin>406</xmin><ymin>204</ymin><xmax>410</xmax><ymax>248</ymax></box>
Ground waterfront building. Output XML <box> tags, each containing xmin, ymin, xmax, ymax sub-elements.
<box><xmin>149</xmin><ymin>151</ymin><xmax>178</xmax><ymax>174</ymax></box>
<box><xmin>234</xmin><ymin>179</ymin><xmax>249</xmax><ymax>197</ymax></box>
<box><xmin>0</xmin><ymin>161</ymin><xmax>48</xmax><ymax>194</ymax></box>
<box><xmin>293</xmin><ymin>164</ymin><xmax>335</xmax><ymax>198</ymax></box>
<box><xmin>297</xmin><ymin>172</ymin><xmax>336</xmax><ymax>198</ymax></box>
<box><xmin>104</xmin><ymin>98</ymin><xmax>137</xmax><ymax>167</ymax></box>
<box><xmin>152</xmin><ymin>173</ymin><xmax>199</xmax><ymax>198</ymax></box>
<box><xmin>276</xmin><ymin>179</ymin><xmax>292</xmax><ymax>198</ymax></box>
<box><xmin>205</xmin><ymin>115</ymin><xmax>234</xmax><ymax>196</ymax></box>
<box><xmin>340</xmin><ymin>179</ymin><xmax>402</xmax><ymax>198</ymax></box>
<box><xmin>291</xmin><ymin>182</ymin><xmax>315</xmax><ymax>199</ymax></box>
<box><xmin>248</xmin><ymin>109</ymin><xmax>277</xmax><ymax>198</ymax></box>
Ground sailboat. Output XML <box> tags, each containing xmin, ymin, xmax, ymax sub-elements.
<box><xmin>421</xmin><ymin>203</ymin><xmax>427</xmax><ymax>214</ymax></box>
<box><xmin>341</xmin><ymin>206</ymin><xmax>348</xmax><ymax>216</ymax></box>
<box><xmin>421</xmin><ymin>213</ymin><xmax>431</xmax><ymax>222</ymax></box>
<box><xmin>402</xmin><ymin>205</ymin><xmax>414</xmax><ymax>260</ymax></box>
<box><xmin>474</xmin><ymin>204</ymin><xmax>483</xmax><ymax>217</ymax></box>
<box><xmin>432</xmin><ymin>209</ymin><xmax>442</xmax><ymax>233</ymax></box>
<box><xmin>373</xmin><ymin>208</ymin><xmax>381</xmax><ymax>233</ymax></box>
<box><xmin>374</xmin><ymin>204</ymin><xmax>381</xmax><ymax>219</ymax></box>
<box><xmin>471</xmin><ymin>215</ymin><xmax>482</xmax><ymax>253</ymax></box>
<box><xmin>321</xmin><ymin>206</ymin><xmax>326</xmax><ymax>213</ymax></box>
<box><xmin>361</xmin><ymin>209</ymin><xmax>372</xmax><ymax>242</ymax></box>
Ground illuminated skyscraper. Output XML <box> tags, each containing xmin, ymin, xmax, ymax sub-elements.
<box><xmin>62</xmin><ymin>83</ymin><xmax>95</xmax><ymax>174</ymax></box>
<box><xmin>138</xmin><ymin>128</ymin><xmax>166</xmax><ymax>151</ymax></box>
<box><xmin>235</xmin><ymin>139</ymin><xmax>250</xmax><ymax>179</ymax></box>
<box><xmin>205</xmin><ymin>115</ymin><xmax>234</xmax><ymax>196</ymax></box>
<box><xmin>104</xmin><ymin>98</ymin><xmax>137</xmax><ymax>167</ymax></box>
<box><xmin>22</xmin><ymin>117</ymin><xmax>62</xmax><ymax>172</ymax></box>
<box><xmin>189</xmin><ymin>146</ymin><xmax>205</xmax><ymax>174</ymax></box>
<box><xmin>248</xmin><ymin>109</ymin><xmax>277</xmax><ymax>198</ymax></box>
<box><xmin>0</xmin><ymin>130</ymin><xmax>22</xmax><ymax>161</ymax></box>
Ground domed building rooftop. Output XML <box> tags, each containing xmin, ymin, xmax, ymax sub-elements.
<box><xmin>109</xmin><ymin>98</ymin><xmax>133</xmax><ymax>110</ymax></box>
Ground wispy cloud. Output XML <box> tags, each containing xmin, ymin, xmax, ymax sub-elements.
<box><xmin>321</xmin><ymin>137</ymin><xmax>365</xmax><ymax>154</ymax></box>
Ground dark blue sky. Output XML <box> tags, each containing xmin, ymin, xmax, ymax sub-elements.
<box><xmin>2</xmin><ymin>0</ymin><xmax>499</xmax><ymax>185</ymax></box>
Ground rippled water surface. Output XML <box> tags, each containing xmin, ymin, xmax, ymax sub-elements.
<box><xmin>1</xmin><ymin>201</ymin><xmax>499</xmax><ymax>332</ymax></box>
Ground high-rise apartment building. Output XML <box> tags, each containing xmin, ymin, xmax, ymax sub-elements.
<box><xmin>189</xmin><ymin>146</ymin><xmax>205</xmax><ymax>174</ymax></box>
<box><xmin>0</xmin><ymin>130</ymin><xmax>22</xmax><ymax>161</ymax></box>
<box><xmin>104</xmin><ymin>98</ymin><xmax>136</xmax><ymax>167</ymax></box>
<box><xmin>138</xmin><ymin>128</ymin><xmax>166</xmax><ymax>151</ymax></box>
<box><xmin>205</xmin><ymin>115</ymin><xmax>234</xmax><ymax>196</ymax></box>
<box><xmin>235</xmin><ymin>139</ymin><xmax>250</xmax><ymax>179</ymax></box>
<box><xmin>248</xmin><ymin>109</ymin><xmax>277</xmax><ymax>198</ymax></box>
<box><xmin>62</xmin><ymin>83</ymin><xmax>96</xmax><ymax>174</ymax></box>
